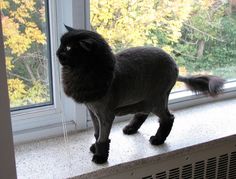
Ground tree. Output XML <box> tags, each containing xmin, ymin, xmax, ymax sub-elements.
<box><xmin>90</xmin><ymin>0</ymin><xmax>195</xmax><ymax>53</ymax></box>
<box><xmin>1</xmin><ymin>0</ymin><xmax>50</xmax><ymax>107</ymax></box>
<box><xmin>173</xmin><ymin>1</ymin><xmax>236</xmax><ymax>78</ymax></box>
<box><xmin>91</xmin><ymin>0</ymin><xmax>236</xmax><ymax>80</ymax></box>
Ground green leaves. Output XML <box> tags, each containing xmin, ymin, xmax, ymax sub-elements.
<box><xmin>2</xmin><ymin>0</ymin><xmax>50</xmax><ymax>108</ymax></box>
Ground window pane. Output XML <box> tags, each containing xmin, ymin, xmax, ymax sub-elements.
<box><xmin>90</xmin><ymin>0</ymin><xmax>236</xmax><ymax>91</ymax></box>
<box><xmin>1</xmin><ymin>0</ymin><xmax>53</xmax><ymax>110</ymax></box>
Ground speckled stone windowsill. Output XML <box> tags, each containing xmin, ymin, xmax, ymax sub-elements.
<box><xmin>15</xmin><ymin>99</ymin><xmax>236</xmax><ymax>179</ymax></box>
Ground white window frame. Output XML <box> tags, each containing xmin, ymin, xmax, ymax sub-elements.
<box><xmin>6</xmin><ymin>0</ymin><xmax>236</xmax><ymax>144</ymax></box>
<box><xmin>11</xmin><ymin>0</ymin><xmax>89</xmax><ymax>144</ymax></box>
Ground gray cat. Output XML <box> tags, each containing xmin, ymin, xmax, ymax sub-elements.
<box><xmin>57</xmin><ymin>26</ymin><xmax>224</xmax><ymax>164</ymax></box>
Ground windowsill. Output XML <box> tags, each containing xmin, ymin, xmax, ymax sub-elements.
<box><xmin>15</xmin><ymin>98</ymin><xmax>236</xmax><ymax>179</ymax></box>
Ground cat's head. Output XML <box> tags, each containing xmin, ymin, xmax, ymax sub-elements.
<box><xmin>56</xmin><ymin>25</ymin><xmax>115</xmax><ymax>68</ymax></box>
<box><xmin>57</xmin><ymin>26</ymin><xmax>116</xmax><ymax>103</ymax></box>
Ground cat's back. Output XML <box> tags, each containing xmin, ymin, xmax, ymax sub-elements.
<box><xmin>116</xmin><ymin>46</ymin><xmax>168</xmax><ymax>58</ymax></box>
<box><xmin>115</xmin><ymin>46</ymin><xmax>177</xmax><ymax>74</ymax></box>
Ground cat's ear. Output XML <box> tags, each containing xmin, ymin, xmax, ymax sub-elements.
<box><xmin>64</xmin><ymin>24</ymin><xmax>76</xmax><ymax>32</ymax></box>
<box><xmin>79</xmin><ymin>39</ymin><xmax>94</xmax><ymax>52</ymax></box>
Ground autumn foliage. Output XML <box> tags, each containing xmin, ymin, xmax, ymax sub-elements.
<box><xmin>1</xmin><ymin>0</ymin><xmax>50</xmax><ymax>108</ymax></box>
<box><xmin>1</xmin><ymin>0</ymin><xmax>235</xmax><ymax>108</ymax></box>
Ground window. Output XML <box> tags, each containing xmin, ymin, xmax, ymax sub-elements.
<box><xmin>0</xmin><ymin>0</ymin><xmax>235</xmax><ymax>144</ymax></box>
<box><xmin>1</xmin><ymin>0</ymin><xmax>236</xmax><ymax>178</ymax></box>
<box><xmin>90</xmin><ymin>0</ymin><xmax>236</xmax><ymax>91</ymax></box>
<box><xmin>2</xmin><ymin>0</ymin><xmax>53</xmax><ymax>110</ymax></box>
<box><xmin>0</xmin><ymin>0</ymin><xmax>88</xmax><ymax>144</ymax></box>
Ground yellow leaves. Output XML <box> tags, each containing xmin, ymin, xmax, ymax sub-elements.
<box><xmin>13</xmin><ymin>0</ymin><xmax>21</xmax><ymax>4</ymax></box>
<box><xmin>162</xmin><ymin>46</ymin><xmax>173</xmax><ymax>54</ymax></box>
<box><xmin>26</xmin><ymin>81</ymin><xmax>49</xmax><ymax>104</ymax></box>
<box><xmin>91</xmin><ymin>0</ymin><xmax>159</xmax><ymax>51</ymax></box>
<box><xmin>198</xmin><ymin>0</ymin><xmax>214</xmax><ymax>9</ymax></box>
<box><xmin>3</xmin><ymin>0</ymin><xmax>49</xmax><ymax>107</ymax></box>
<box><xmin>2</xmin><ymin>0</ymin><xmax>46</xmax><ymax>56</ymax></box>
<box><xmin>6</xmin><ymin>57</ymin><xmax>14</xmax><ymax>71</ymax></box>
<box><xmin>179</xmin><ymin>66</ymin><xmax>188</xmax><ymax>75</ymax></box>
<box><xmin>5</xmin><ymin>35</ymin><xmax>32</xmax><ymax>56</ymax></box>
<box><xmin>0</xmin><ymin>0</ymin><xmax>9</xmax><ymax>9</ymax></box>
<box><xmin>91</xmin><ymin>0</ymin><xmax>195</xmax><ymax>51</ymax></box>
<box><xmin>25</xmin><ymin>22</ymin><xmax>46</xmax><ymax>44</ymax></box>
<box><xmin>39</xmin><ymin>6</ymin><xmax>46</xmax><ymax>22</ymax></box>
<box><xmin>8</xmin><ymin>78</ymin><xmax>27</xmax><ymax>107</ymax></box>
<box><xmin>2</xmin><ymin>16</ymin><xmax>30</xmax><ymax>55</ymax></box>
<box><xmin>174</xmin><ymin>66</ymin><xmax>188</xmax><ymax>90</ymax></box>
<box><xmin>10</xmin><ymin>0</ymin><xmax>35</xmax><ymax>24</ymax></box>
<box><xmin>13</xmin><ymin>0</ymin><xmax>35</xmax><ymax>10</ymax></box>
<box><xmin>7</xmin><ymin>79</ymin><xmax>49</xmax><ymax>107</ymax></box>
<box><xmin>2</xmin><ymin>16</ymin><xmax>19</xmax><ymax>36</ymax></box>
<box><xmin>154</xmin><ymin>0</ymin><xmax>194</xmax><ymax>43</ymax></box>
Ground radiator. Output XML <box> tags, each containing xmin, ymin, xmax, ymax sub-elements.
<box><xmin>98</xmin><ymin>136</ymin><xmax>236</xmax><ymax>179</ymax></box>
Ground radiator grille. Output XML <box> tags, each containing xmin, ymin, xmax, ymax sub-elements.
<box><xmin>206</xmin><ymin>157</ymin><xmax>217</xmax><ymax>178</ymax></box>
<box><xmin>142</xmin><ymin>151</ymin><xmax>236</xmax><ymax>179</ymax></box>
<box><xmin>229</xmin><ymin>151</ymin><xmax>236</xmax><ymax>179</ymax></box>
<box><xmin>155</xmin><ymin>171</ymin><xmax>166</xmax><ymax>179</ymax></box>
<box><xmin>142</xmin><ymin>175</ymin><xmax>153</xmax><ymax>179</ymax></box>
<box><xmin>169</xmin><ymin>168</ymin><xmax>179</xmax><ymax>179</ymax></box>
<box><xmin>182</xmin><ymin>164</ymin><xmax>192</xmax><ymax>179</ymax></box>
<box><xmin>217</xmin><ymin>154</ymin><xmax>228</xmax><ymax>179</ymax></box>
<box><xmin>193</xmin><ymin>161</ymin><xmax>205</xmax><ymax>178</ymax></box>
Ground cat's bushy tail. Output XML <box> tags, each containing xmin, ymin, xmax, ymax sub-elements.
<box><xmin>177</xmin><ymin>75</ymin><xmax>225</xmax><ymax>97</ymax></box>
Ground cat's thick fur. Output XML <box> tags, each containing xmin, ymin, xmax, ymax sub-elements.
<box><xmin>57</xmin><ymin>26</ymin><xmax>225</xmax><ymax>164</ymax></box>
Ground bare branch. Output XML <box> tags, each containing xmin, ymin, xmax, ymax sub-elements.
<box><xmin>172</xmin><ymin>48</ymin><xmax>198</xmax><ymax>60</ymax></box>
<box><xmin>183</xmin><ymin>23</ymin><xmax>225</xmax><ymax>42</ymax></box>
<box><xmin>22</xmin><ymin>58</ymin><xmax>36</xmax><ymax>82</ymax></box>
<box><xmin>8</xmin><ymin>71</ymin><xmax>32</xmax><ymax>82</ymax></box>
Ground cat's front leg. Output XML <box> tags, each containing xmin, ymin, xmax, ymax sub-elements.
<box><xmin>88</xmin><ymin>110</ymin><xmax>99</xmax><ymax>154</ymax></box>
<box><xmin>92</xmin><ymin>112</ymin><xmax>114</xmax><ymax>164</ymax></box>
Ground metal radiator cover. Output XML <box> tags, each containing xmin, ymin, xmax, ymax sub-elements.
<box><xmin>101</xmin><ymin>137</ymin><xmax>236</xmax><ymax>179</ymax></box>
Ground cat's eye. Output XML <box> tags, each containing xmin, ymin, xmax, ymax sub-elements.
<box><xmin>66</xmin><ymin>46</ymin><xmax>71</xmax><ymax>51</ymax></box>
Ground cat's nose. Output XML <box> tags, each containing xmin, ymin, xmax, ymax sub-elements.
<box><xmin>56</xmin><ymin>48</ymin><xmax>61</xmax><ymax>57</ymax></box>
<box><xmin>56</xmin><ymin>51</ymin><xmax>66</xmax><ymax>59</ymax></box>
<box><xmin>56</xmin><ymin>52</ymin><xmax>68</xmax><ymax>65</ymax></box>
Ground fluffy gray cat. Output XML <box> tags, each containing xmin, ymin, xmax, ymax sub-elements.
<box><xmin>57</xmin><ymin>26</ymin><xmax>225</xmax><ymax>164</ymax></box>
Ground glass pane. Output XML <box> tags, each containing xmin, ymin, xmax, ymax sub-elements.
<box><xmin>90</xmin><ymin>0</ymin><xmax>236</xmax><ymax>91</ymax></box>
<box><xmin>1</xmin><ymin>0</ymin><xmax>52</xmax><ymax>110</ymax></box>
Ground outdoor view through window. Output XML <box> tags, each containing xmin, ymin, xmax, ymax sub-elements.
<box><xmin>90</xmin><ymin>0</ymin><xmax>236</xmax><ymax>90</ymax></box>
<box><xmin>1</xmin><ymin>0</ymin><xmax>236</xmax><ymax>111</ymax></box>
<box><xmin>1</xmin><ymin>0</ymin><xmax>52</xmax><ymax>110</ymax></box>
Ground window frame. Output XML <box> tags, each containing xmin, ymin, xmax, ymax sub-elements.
<box><xmin>10</xmin><ymin>0</ymin><xmax>89</xmax><ymax>144</ymax></box>
<box><xmin>4</xmin><ymin>0</ymin><xmax>236</xmax><ymax>144</ymax></box>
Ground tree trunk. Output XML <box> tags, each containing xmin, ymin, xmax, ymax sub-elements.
<box><xmin>196</xmin><ymin>39</ymin><xmax>205</xmax><ymax>58</ymax></box>
<box><xmin>23</xmin><ymin>59</ymin><xmax>36</xmax><ymax>82</ymax></box>
<box><xmin>229</xmin><ymin>0</ymin><xmax>236</xmax><ymax>14</ymax></box>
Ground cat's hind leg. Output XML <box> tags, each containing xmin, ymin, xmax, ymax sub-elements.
<box><xmin>150</xmin><ymin>109</ymin><xmax>174</xmax><ymax>145</ymax></box>
<box><xmin>150</xmin><ymin>91</ymin><xmax>174</xmax><ymax>145</ymax></box>
<box><xmin>123</xmin><ymin>113</ymin><xmax>149</xmax><ymax>135</ymax></box>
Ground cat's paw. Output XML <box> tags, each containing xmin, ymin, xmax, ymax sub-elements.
<box><xmin>90</xmin><ymin>143</ymin><xmax>96</xmax><ymax>154</ymax></box>
<box><xmin>92</xmin><ymin>154</ymin><xmax>108</xmax><ymax>164</ymax></box>
<box><xmin>149</xmin><ymin>136</ymin><xmax>165</xmax><ymax>145</ymax></box>
<box><xmin>123</xmin><ymin>125</ymin><xmax>138</xmax><ymax>135</ymax></box>
<box><xmin>92</xmin><ymin>140</ymin><xmax>110</xmax><ymax>164</ymax></box>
